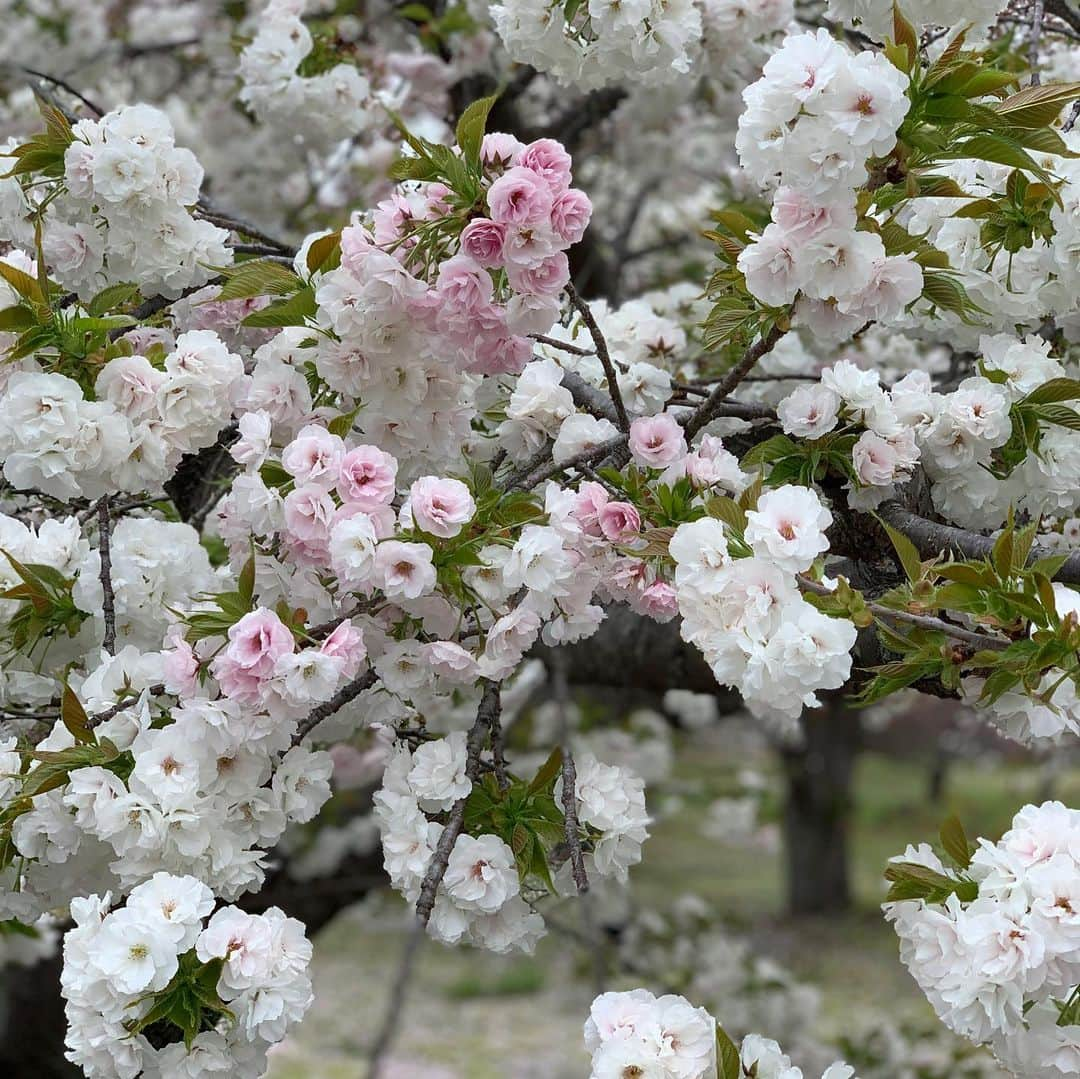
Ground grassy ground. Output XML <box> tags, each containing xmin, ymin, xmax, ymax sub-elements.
<box><xmin>268</xmin><ymin>729</ymin><xmax>1077</xmax><ymax>1078</ymax></box>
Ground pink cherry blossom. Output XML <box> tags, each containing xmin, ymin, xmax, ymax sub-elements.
<box><xmin>519</xmin><ymin>138</ymin><xmax>573</xmax><ymax>195</ymax></box>
<box><xmin>408</xmin><ymin>476</ymin><xmax>476</xmax><ymax>538</ymax></box>
<box><xmin>337</xmin><ymin>445</ymin><xmax>397</xmax><ymax>510</ymax></box>
<box><xmin>486</xmin><ymin>166</ymin><xmax>553</xmax><ymax>226</ymax></box>
<box><xmin>549</xmin><ymin>189</ymin><xmax>592</xmax><ymax>245</ymax></box>
<box><xmin>628</xmin><ymin>414</ymin><xmax>687</xmax><ymax>469</ymax></box>
<box><xmin>460</xmin><ymin>218</ymin><xmax>507</xmax><ymax>267</ymax></box>
<box><xmin>598</xmin><ymin>501</ymin><xmax>641</xmax><ymax>541</ymax></box>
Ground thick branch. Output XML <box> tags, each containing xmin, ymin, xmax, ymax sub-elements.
<box><xmin>878</xmin><ymin>501</ymin><xmax>1080</xmax><ymax>584</ymax></box>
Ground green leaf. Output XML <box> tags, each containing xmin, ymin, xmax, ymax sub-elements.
<box><xmin>940</xmin><ymin>815</ymin><xmax>973</xmax><ymax>869</ymax></box>
<box><xmin>992</xmin><ymin>526</ymin><xmax>1014</xmax><ymax>580</ymax></box>
<box><xmin>1024</xmin><ymin>378</ymin><xmax>1080</xmax><ymax>405</ymax></box>
<box><xmin>305</xmin><ymin>231</ymin><xmax>341</xmax><ymax>275</ymax></box>
<box><xmin>953</xmin><ymin>68</ymin><xmax>1021</xmax><ymax>98</ymax></box>
<box><xmin>890</xmin><ymin>2</ymin><xmax>918</xmax><ymax>71</ymax></box>
<box><xmin>241</xmin><ymin>286</ymin><xmax>316</xmax><ymax>328</ymax></box>
<box><xmin>61</xmin><ymin>684</ymin><xmax>93</xmax><ymax>745</ymax></box>
<box><xmin>883</xmin><ymin>861</ymin><xmax>978</xmax><ymax>903</ymax></box>
<box><xmin>717</xmin><ymin>1024</ymin><xmax>742</xmax><ymax>1079</ymax></box>
<box><xmin>1036</xmin><ymin>404</ymin><xmax>1080</xmax><ymax>430</ymax></box>
<box><xmin>952</xmin><ymin>197</ymin><xmax>1001</xmax><ymax>219</ymax></box>
<box><xmin>328</xmin><ymin>405</ymin><xmax>360</xmax><ymax>437</ymax></box>
<box><xmin>0</xmin><ymin>260</ymin><xmax>45</xmax><ymax>307</ymax></box>
<box><xmin>941</xmin><ymin>133</ymin><xmax>1054</xmax><ymax>185</ymax></box>
<box><xmin>1</xmin><ymin>147</ymin><xmax>65</xmax><ymax>179</ymax></box>
<box><xmin>995</xmin><ymin>81</ymin><xmax>1080</xmax><ymax>128</ymax></box>
<box><xmin>705</xmin><ymin>494</ymin><xmax>746</xmax><ymax>534</ymax></box>
<box><xmin>237</xmin><ymin>554</ymin><xmax>255</xmax><ymax>607</ymax></box>
<box><xmin>921</xmin><ymin>271</ymin><xmax>985</xmax><ymax>321</ymax></box>
<box><xmin>878</xmin><ymin>517</ymin><xmax>923</xmax><ymax>583</ymax></box>
<box><xmin>455</xmin><ymin>93</ymin><xmax>499</xmax><ymax>166</ymax></box>
<box><xmin>527</xmin><ymin>747</ymin><xmax>563</xmax><ymax>796</ymax></box>
<box><xmin>0</xmin><ymin>305</ymin><xmax>37</xmax><ymax>332</ymax></box>
<box><xmin>87</xmin><ymin>283</ymin><xmax>140</xmax><ymax>317</ymax></box>
<box><xmin>214</xmin><ymin>259</ymin><xmax>301</xmax><ymax>302</ymax></box>
<box><xmin>388</xmin><ymin>154</ymin><xmax>440</xmax><ymax>182</ymax></box>
<box><xmin>740</xmin><ymin>434</ymin><xmax>797</xmax><ymax>468</ymax></box>
<box><xmin>397</xmin><ymin>3</ymin><xmax>434</xmax><ymax>20</ymax></box>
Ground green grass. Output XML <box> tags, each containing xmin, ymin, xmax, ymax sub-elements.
<box><xmin>445</xmin><ymin>958</ymin><xmax>546</xmax><ymax>999</ymax></box>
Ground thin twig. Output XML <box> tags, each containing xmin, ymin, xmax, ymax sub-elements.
<box><xmin>87</xmin><ymin>684</ymin><xmax>166</xmax><ymax>730</ymax></box>
<box><xmin>564</xmin><ymin>282</ymin><xmax>630</xmax><ymax>432</ymax></box>
<box><xmin>1030</xmin><ymin>0</ymin><xmax>1046</xmax><ymax>83</ymax></box>
<box><xmin>415</xmin><ymin>681</ymin><xmax>501</xmax><ymax>927</ymax></box>
<box><xmin>96</xmin><ymin>497</ymin><xmax>116</xmax><ymax>656</ymax></box>
<box><xmin>507</xmin><ymin>435</ymin><xmax>626</xmax><ymax>491</ymax></box>
<box><xmin>551</xmin><ymin>652</ymin><xmax>588</xmax><ymax>894</ymax></box>
<box><xmin>367</xmin><ymin>919</ymin><xmax>426</xmax><ymax>1079</ymax></box>
<box><xmin>530</xmin><ymin>333</ymin><xmax>593</xmax><ymax>356</ymax></box>
<box><xmin>195</xmin><ymin>198</ymin><xmax>297</xmax><ymax>256</ymax></box>
<box><xmin>684</xmin><ymin>323</ymin><xmax>787</xmax><ymax>440</ymax></box>
<box><xmin>797</xmin><ymin>577</ymin><xmax>1009</xmax><ymax>651</ymax></box>
<box><xmin>293</xmin><ymin>670</ymin><xmax>377</xmax><ymax>743</ymax></box>
<box><xmin>20</xmin><ymin>66</ymin><xmax>103</xmax><ymax>116</ymax></box>
<box><xmin>488</xmin><ymin>707</ymin><xmax>511</xmax><ymax>792</ymax></box>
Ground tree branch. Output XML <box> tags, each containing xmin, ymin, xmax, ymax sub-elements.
<box><xmin>414</xmin><ymin>681</ymin><xmax>501</xmax><ymax>927</ymax></box>
<box><xmin>293</xmin><ymin>670</ymin><xmax>378</xmax><ymax>744</ymax></box>
<box><xmin>564</xmin><ymin>282</ymin><xmax>630</xmax><ymax>432</ymax></box>
<box><xmin>96</xmin><ymin>496</ymin><xmax>116</xmax><ymax>656</ymax></box>
<box><xmin>683</xmin><ymin>323</ymin><xmax>787</xmax><ymax>440</ymax></box>
<box><xmin>878</xmin><ymin>501</ymin><xmax>1080</xmax><ymax>584</ymax></box>
<box><xmin>1030</xmin><ymin>0</ymin><xmax>1046</xmax><ymax>83</ymax></box>
<box><xmin>367</xmin><ymin>920</ymin><xmax>425</xmax><ymax>1079</ymax></box>
<box><xmin>551</xmin><ymin>652</ymin><xmax>589</xmax><ymax>894</ymax></box>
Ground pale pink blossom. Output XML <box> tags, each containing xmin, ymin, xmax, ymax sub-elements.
<box><xmin>519</xmin><ymin>138</ymin><xmax>573</xmax><ymax>195</ymax></box>
<box><xmin>628</xmin><ymin>414</ymin><xmax>686</xmax><ymax>469</ymax></box>
<box><xmin>408</xmin><ymin>476</ymin><xmax>476</xmax><ymax>538</ymax></box>
<box><xmin>281</xmin><ymin>425</ymin><xmax>345</xmax><ymax>489</ymax></box>
<box><xmin>487</xmin><ymin>166</ymin><xmax>553</xmax><ymax>226</ymax></box>
<box><xmin>460</xmin><ymin>218</ymin><xmax>507</xmax><ymax>267</ymax></box>
<box><xmin>337</xmin><ymin>445</ymin><xmax>397</xmax><ymax>510</ymax></box>
<box><xmin>598</xmin><ymin>501</ymin><xmax>641</xmax><ymax>541</ymax></box>
<box><xmin>549</xmin><ymin>188</ymin><xmax>592</xmax><ymax>245</ymax></box>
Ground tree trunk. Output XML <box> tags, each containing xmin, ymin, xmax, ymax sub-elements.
<box><xmin>780</xmin><ymin>702</ymin><xmax>861</xmax><ymax>916</ymax></box>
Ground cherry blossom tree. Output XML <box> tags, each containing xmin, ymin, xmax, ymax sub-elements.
<box><xmin>0</xmin><ymin>1</ymin><xmax>1080</xmax><ymax>1077</ymax></box>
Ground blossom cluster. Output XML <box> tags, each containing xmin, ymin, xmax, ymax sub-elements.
<box><xmin>582</xmin><ymin>988</ymin><xmax>858</xmax><ymax>1078</ymax></box>
<box><xmin>0</xmin><ymin>328</ymin><xmax>242</xmax><ymax>500</ymax></box>
<box><xmin>775</xmin><ymin>339</ymin><xmax>1080</xmax><ymax>534</ymax></box>
<box><xmin>61</xmin><ymin>872</ymin><xmax>312</xmax><ymax>1078</ymax></box>
<box><xmin>373</xmin><ymin>735</ymin><xmax>648</xmax><ymax>949</ymax></box>
<box><xmin>886</xmin><ymin>802</ymin><xmax>1080</xmax><ymax>1078</ymax></box>
<box><xmin>736</xmin><ymin>30</ymin><xmax>921</xmax><ymax>339</ymax></box>
<box><xmin>670</xmin><ymin>488</ymin><xmax>858</xmax><ymax>725</ymax></box>
<box><xmin>490</xmin><ymin>0</ymin><xmax>703</xmax><ymax>92</ymax></box>
<box><xmin>52</xmin><ymin>105</ymin><xmax>230</xmax><ymax>298</ymax></box>
<box><xmin>7</xmin><ymin>668</ymin><xmax>336</xmax><ymax>911</ymax></box>
<box><xmin>238</xmin><ymin>0</ymin><xmax>377</xmax><ymax>146</ymax></box>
